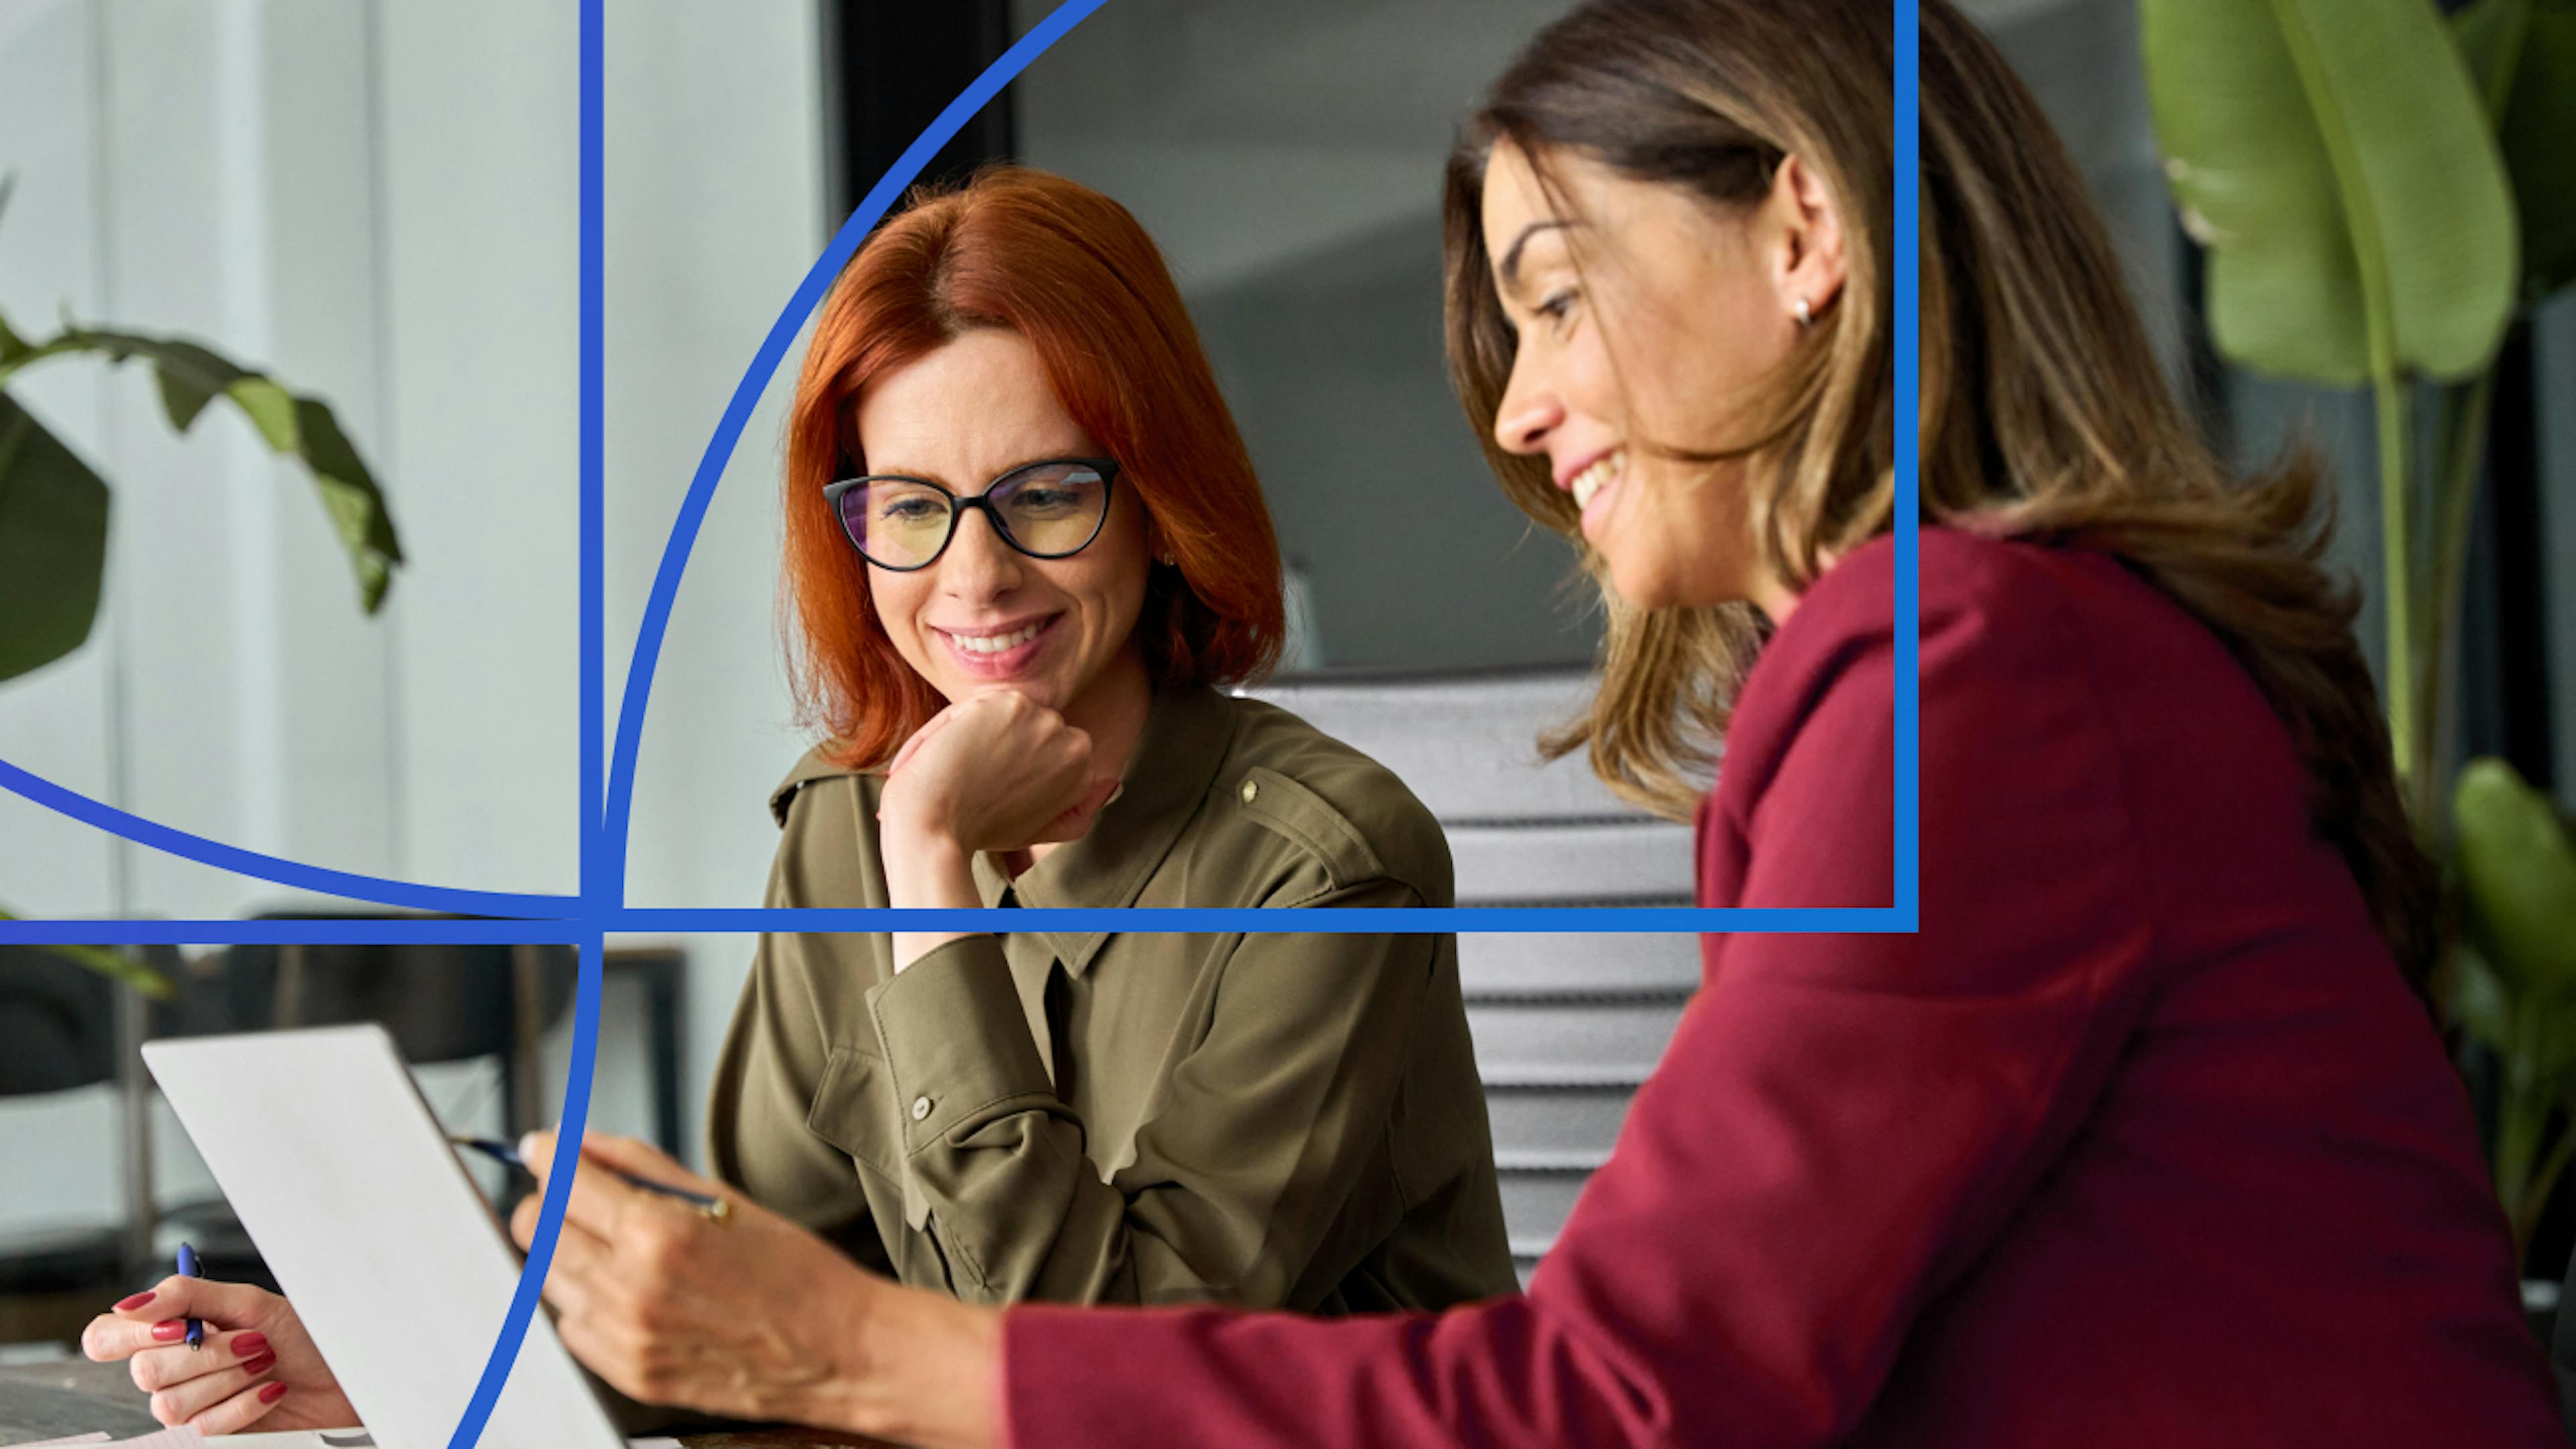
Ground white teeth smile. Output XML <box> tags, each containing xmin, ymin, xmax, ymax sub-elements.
<box><xmin>947</xmin><ymin>621</ymin><xmax>1046</xmax><ymax>655</ymax></box>
<box><xmin>1570</xmin><ymin>451</ymin><xmax>1624</xmax><ymax>513</ymax></box>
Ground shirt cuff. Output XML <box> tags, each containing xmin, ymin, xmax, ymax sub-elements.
<box><xmin>865</xmin><ymin>934</ymin><xmax>1053</xmax><ymax>1155</ymax></box>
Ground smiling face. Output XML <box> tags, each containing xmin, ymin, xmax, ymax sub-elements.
<box><xmin>1479</xmin><ymin>138</ymin><xmax>1839</xmax><ymax>616</ymax></box>
<box><xmin>853</xmin><ymin>328</ymin><xmax>1155</xmax><ymax>718</ymax></box>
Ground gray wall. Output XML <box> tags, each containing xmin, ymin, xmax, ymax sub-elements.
<box><xmin>0</xmin><ymin>0</ymin><xmax>821</xmax><ymax>1230</ymax></box>
<box><xmin>1012</xmin><ymin>0</ymin><xmax>1601</xmax><ymax>669</ymax></box>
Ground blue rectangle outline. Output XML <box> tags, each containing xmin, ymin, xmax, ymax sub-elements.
<box><xmin>0</xmin><ymin>0</ymin><xmax>1915</xmax><ymax>948</ymax></box>
<box><xmin>574</xmin><ymin>0</ymin><xmax>1921</xmax><ymax>938</ymax></box>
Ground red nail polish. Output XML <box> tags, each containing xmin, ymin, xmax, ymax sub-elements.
<box><xmin>244</xmin><ymin>1351</ymin><xmax>278</xmax><ymax>1377</ymax></box>
<box><xmin>233</xmin><ymin>1333</ymin><xmax>269</xmax><ymax>1358</ymax></box>
<box><xmin>258</xmin><ymin>1382</ymin><xmax>288</xmax><ymax>1405</ymax></box>
<box><xmin>115</xmin><ymin>1292</ymin><xmax>156</xmax><ymax>1311</ymax></box>
<box><xmin>150</xmin><ymin>1321</ymin><xmax>186</xmax><ymax>1342</ymax></box>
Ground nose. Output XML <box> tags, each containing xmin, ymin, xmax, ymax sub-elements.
<box><xmin>936</xmin><ymin>504</ymin><xmax>1026</xmax><ymax>598</ymax></box>
<box><xmin>1491</xmin><ymin>352</ymin><xmax>1562</xmax><ymax>456</ymax></box>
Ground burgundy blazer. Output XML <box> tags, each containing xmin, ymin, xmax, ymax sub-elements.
<box><xmin>1004</xmin><ymin>527</ymin><xmax>2559</xmax><ymax>1446</ymax></box>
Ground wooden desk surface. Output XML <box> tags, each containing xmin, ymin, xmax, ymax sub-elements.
<box><xmin>0</xmin><ymin>1356</ymin><xmax>880</xmax><ymax>1447</ymax></box>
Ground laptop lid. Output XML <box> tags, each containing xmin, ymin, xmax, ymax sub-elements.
<box><xmin>143</xmin><ymin>1024</ymin><xmax>625</xmax><ymax>1449</ymax></box>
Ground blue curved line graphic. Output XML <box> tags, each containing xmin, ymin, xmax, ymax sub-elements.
<box><xmin>0</xmin><ymin>757</ymin><xmax>577</xmax><ymax>918</ymax></box>
<box><xmin>601</xmin><ymin>0</ymin><xmax>1108</xmax><ymax>904</ymax></box>
<box><xmin>448</xmin><ymin>4</ymin><xmax>610</xmax><ymax>1444</ymax></box>
<box><xmin>445</xmin><ymin>935</ymin><xmax>602</xmax><ymax>1449</ymax></box>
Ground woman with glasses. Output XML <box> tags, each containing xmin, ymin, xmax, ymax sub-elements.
<box><xmin>709</xmin><ymin>166</ymin><xmax>1511</xmax><ymax>1317</ymax></box>
<box><xmin>76</xmin><ymin>167</ymin><xmax>1514</xmax><ymax>1438</ymax></box>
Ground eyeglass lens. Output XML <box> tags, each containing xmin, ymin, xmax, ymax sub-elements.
<box><xmin>842</xmin><ymin>461</ymin><xmax>1110</xmax><ymax>569</ymax></box>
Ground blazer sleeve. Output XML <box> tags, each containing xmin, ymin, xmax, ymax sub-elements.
<box><xmin>1000</xmin><ymin>590</ymin><xmax>2165</xmax><ymax>1447</ymax></box>
<box><xmin>865</xmin><ymin>878</ymin><xmax>1442</xmax><ymax>1307</ymax></box>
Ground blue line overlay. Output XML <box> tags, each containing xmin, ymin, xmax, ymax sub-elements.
<box><xmin>442</xmin><ymin>6</ymin><xmax>614</xmax><ymax>1446</ymax></box>
<box><xmin>601</xmin><ymin>0</ymin><xmax>1111</xmax><ymax>906</ymax></box>
<box><xmin>0</xmin><ymin>0</ymin><xmax>1920</xmax><ymax>937</ymax></box>
<box><xmin>581</xmin><ymin>0</ymin><xmax>608</xmax><ymax>915</ymax></box>
<box><xmin>1892</xmin><ymin>0</ymin><xmax>1921</xmax><ymax>928</ymax></box>
<box><xmin>617</xmin><ymin>907</ymin><xmax>1914</xmax><ymax>934</ymax></box>
<box><xmin>0</xmin><ymin>758</ymin><xmax>576</xmax><ymax>918</ymax></box>
<box><xmin>445</xmin><ymin>933</ymin><xmax>604</xmax><ymax>1449</ymax></box>
<box><xmin>0</xmin><ymin>918</ymin><xmax>593</xmax><ymax>945</ymax></box>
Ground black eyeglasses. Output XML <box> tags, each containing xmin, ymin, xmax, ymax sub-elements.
<box><xmin>823</xmin><ymin>458</ymin><xmax>1120</xmax><ymax>572</ymax></box>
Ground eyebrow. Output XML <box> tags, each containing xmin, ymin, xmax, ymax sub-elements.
<box><xmin>1496</xmin><ymin>219</ymin><xmax>1573</xmax><ymax>293</ymax></box>
<box><xmin>866</xmin><ymin>454</ymin><xmax>1091</xmax><ymax>488</ymax></box>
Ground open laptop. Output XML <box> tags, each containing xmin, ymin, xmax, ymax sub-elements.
<box><xmin>142</xmin><ymin>1026</ymin><xmax>633</xmax><ymax>1449</ymax></box>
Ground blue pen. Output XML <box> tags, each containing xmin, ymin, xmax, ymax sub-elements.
<box><xmin>449</xmin><ymin>1136</ymin><xmax>731</xmax><ymax>1222</ymax></box>
<box><xmin>175</xmin><ymin>1242</ymin><xmax>202</xmax><ymax>1350</ymax></box>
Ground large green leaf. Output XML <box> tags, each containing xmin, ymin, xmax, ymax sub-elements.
<box><xmin>13</xmin><ymin>326</ymin><xmax>401</xmax><ymax>611</ymax></box>
<box><xmin>0</xmin><ymin>393</ymin><xmax>111</xmax><ymax>682</ymax></box>
<box><xmin>2455</xmin><ymin>0</ymin><xmax>2576</xmax><ymax>301</ymax></box>
<box><xmin>2142</xmin><ymin>0</ymin><xmax>2522</xmax><ymax>384</ymax></box>
<box><xmin>2455</xmin><ymin>757</ymin><xmax>2576</xmax><ymax>996</ymax></box>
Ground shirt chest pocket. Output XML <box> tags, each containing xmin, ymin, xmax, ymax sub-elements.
<box><xmin>802</xmin><ymin>1046</ymin><xmax>906</xmax><ymax>1189</ymax></box>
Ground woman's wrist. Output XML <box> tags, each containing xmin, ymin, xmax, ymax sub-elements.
<box><xmin>879</xmin><ymin>819</ymin><xmax>982</xmax><ymax>971</ymax></box>
<box><xmin>879</xmin><ymin>817</ymin><xmax>971</xmax><ymax>902</ymax></box>
<box><xmin>802</xmin><ymin>1285</ymin><xmax>1004</xmax><ymax>1449</ymax></box>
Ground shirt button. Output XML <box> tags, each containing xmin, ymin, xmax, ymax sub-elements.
<box><xmin>1240</xmin><ymin>779</ymin><xmax>1259</xmax><ymax>804</ymax></box>
<box><xmin>911</xmin><ymin>1095</ymin><xmax>932</xmax><ymax>1121</ymax></box>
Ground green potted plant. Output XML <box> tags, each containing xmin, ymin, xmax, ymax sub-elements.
<box><xmin>2139</xmin><ymin>0</ymin><xmax>2576</xmax><ymax>1319</ymax></box>
<box><xmin>0</xmin><ymin>172</ymin><xmax>405</xmax><ymax>982</ymax></box>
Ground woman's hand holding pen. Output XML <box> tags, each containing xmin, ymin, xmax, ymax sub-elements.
<box><xmin>80</xmin><ymin>1277</ymin><xmax>358</xmax><ymax>1436</ymax></box>
<box><xmin>511</xmin><ymin>1129</ymin><xmax>1002</xmax><ymax>1448</ymax></box>
<box><xmin>875</xmin><ymin>692</ymin><xmax>1120</xmax><ymax>969</ymax></box>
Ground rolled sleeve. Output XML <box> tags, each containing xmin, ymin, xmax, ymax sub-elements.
<box><xmin>706</xmin><ymin>931</ymin><xmax>888</xmax><ymax>1269</ymax></box>
<box><xmin>867</xmin><ymin>934</ymin><xmax>1057</xmax><ymax>1154</ymax></box>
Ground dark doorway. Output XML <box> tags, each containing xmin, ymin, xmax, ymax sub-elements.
<box><xmin>820</xmin><ymin>2</ymin><xmax>1018</xmax><ymax>227</ymax></box>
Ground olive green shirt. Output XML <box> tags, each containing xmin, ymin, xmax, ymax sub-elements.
<box><xmin>706</xmin><ymin>683</ymin><xmax>1517</xmax><ymax>1313</ymax></box>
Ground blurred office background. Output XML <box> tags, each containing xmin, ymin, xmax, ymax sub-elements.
<box><xmin>2</xmin><ymin>0</ymin><xmax>2571</xmax><ymax>1353</ymax></box>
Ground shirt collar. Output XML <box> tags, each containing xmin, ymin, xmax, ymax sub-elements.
<box><xmin>982</xmin><ymin>681</ymin><xmax>1237</xmax><ymax>975</ymax></box>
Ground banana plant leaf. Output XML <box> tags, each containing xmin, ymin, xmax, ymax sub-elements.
<box><xmin>0</xmin><ymin>393</ymin><xmax>111</xmax><ymax>682</ymax></box>
<box><xmin>2454</xmin><ymin>0</ymin><xmax>2576</xmax><ymax>301</ymax></box>
<box><xmin>2455</xmin><ymin>757</ymin><xmax>2576</xmax><ymax>998</ymax></box>
<box><xmin>2141</xmin><ymin>0</ymin><xmax>2521</xmax><ymax>384</ymax></box>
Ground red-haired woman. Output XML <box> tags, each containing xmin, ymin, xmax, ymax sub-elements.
<box><xmin>706</xmin><ymin>166</ymin><xmax>1511</xmax><ymax>1316</ymax></box>
<box><xmin>75</xmin><ymin>168</ymin><xmax>1514</xmax><ymax>1438</ymax></box>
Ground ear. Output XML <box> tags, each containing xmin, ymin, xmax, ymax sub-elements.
<box><xmin>1140</xmin><ymin>499</ymin><xmax>1175</xmax><ymax>568</ymax></box>
<box><xmin>1766</xmin><ymin>154</ymin><xmax>1847</xmax><ymax>325</ymax></box>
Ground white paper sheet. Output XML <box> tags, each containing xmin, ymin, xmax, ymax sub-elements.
<box><xmin>143</xmin><ymin>1027</ymin><xmax>627</xmax><ymax>1449</ymax></box>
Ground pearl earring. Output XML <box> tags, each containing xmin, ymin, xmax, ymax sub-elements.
<box><xmin>1793</xmin><ymin>297</ymin><xmax>1813</xmax><ymax>327</ymax></box>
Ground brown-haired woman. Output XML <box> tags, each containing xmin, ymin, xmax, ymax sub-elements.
<box><xmin>293</xmin><ymin>3</ymin><xmax>2558</xmax><ymax>1444</ymax></box>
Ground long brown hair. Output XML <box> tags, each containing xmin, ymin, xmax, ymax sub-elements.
<box><xmin>783</xmin><ymin>166</ymin><xmax>1286</xmax><ymax>769</ymax></box>
<box><xmin>1443</xmin><ymin>0</ymin><xmax>2434</xmax><ymax>983</ymax></box>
